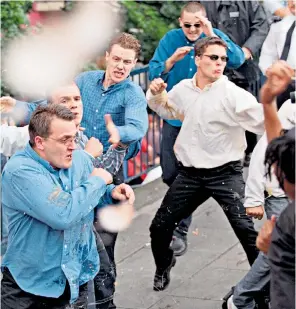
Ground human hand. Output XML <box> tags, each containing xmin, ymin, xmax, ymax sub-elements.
<box><xmin>242</xmin><ymin>47</ymin><xmax>253</xmax><ymax>60</ymax></box>
<box><xmin>246</xmin><ymin>205</ymin><xmax>264</xmax><ymax>220</ymax></box>
<box><xmin>91</xmin><ymin>168</ymin><xmax>113</xmax><ymax>184</ymax></box>
<box><xmin>260</xmin><ymin>61</ymin><xmax>294</xmax><ymax>104</ymax></box>
<box><xmin>0</xmin><ymin>96</ymin><xmax>16</xmax><ymax>113</ymax></box>
<box><xmin>196</xmin><ymin>13</ymin><xmax>215</xmax><ymax>37</ymax></box>
<box><xmin>111</xmin><ymin>183</ymin><xmax>135</xmax><ymax>204</ymax></box>
<box><xmin>256</xmin><ymin>215</ymin><xmax>277</xmax><ymax>253</ymax></box>
<box><xmin>150</xmin><ymin>78</ymin><xmax>167</xmax><ymax>96</ymax></box>
<box><xmin>105</xmin><ymin>114</ymin><xmax>120</xmax><ymax>148</ymax></box>
<box><xmin>85</xmin><ymin>137</ymin><xmax>103</xmax><ymax>158</ymax></box>
<box><xmin>170</xmin><ymin>46</ymin><xmax>194</xmax><ymax>64</ymax></box>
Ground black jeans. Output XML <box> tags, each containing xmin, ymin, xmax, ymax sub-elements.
<box><xmin>1</xmin><ymin>267</ymin><xmax>88</xmax><ymax>309</ymax></box>
<box><xmin>160</xmin><ymin>121</ymin><xmax>192</xmax><ymax>238</ymax></box>
<box><xmin>150</xmin><ymin>161</ymin><xmax>259</xmax><ymax>271</ymax></box>
<box><xmin>93</xmin><ymin>166</ymin><xmax>124</xmax><ymax>309</ymax></box>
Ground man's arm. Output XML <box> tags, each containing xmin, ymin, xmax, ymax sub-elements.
<box><xmin>3</xmin><ymin>164</ymin><xmax>112</xmax><ymax>230</ymax></box>
<box><xmin>0</xmin><ymin>125</ymin><xmax>29</xmax><ymax>157</ymax></box>
<box><xmin>245</xmin><ymin>133</ymin><xmax>267</xmax><ymax>209</ymax></box>
<box><xmin>243</xmin><ymin>2</ymin><xmax>270</xmax><ymax>56</ymax></box>
<box><xmin>259</xmin><ymin>25</ymin><xmax>278</xmax><ymax>75</ymax></box>
<box><xmin>213</xmin><ymin>29</ymin><xmax>245</xmax><ymax>69</ymax></box>
<box><xmin>146</xmin><ymin>78</ymin><xmax>185</xmax><ymax>121</ymax></box>
<box><xmin>115</xmin><ymin>87</ymin><xmax>148</xmax><ymax>145</ymax></box>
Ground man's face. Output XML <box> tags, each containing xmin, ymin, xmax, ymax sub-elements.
<box><xmin>38</xmin><ymin>118</ymin><xmax>77</xmax><ymax>169</ymax></box>
<box><xmin>288</xmin><ymin>0</ymin><xmax>296</xmax><ymax>15</ymax></box>
<box><xmin>51</xmin><ymin>84</ymin><xmax>83</xmax><ymax>126</ymax></box>
<box><xmin>179</xmin><ymin>11</ymin><xmax>205</xmax><ymax>42</ymax></box>
<box><xmin>105</xmin><ymin>44</ymin><xmax>137</xmax><ymax>84</ymax></box>
<box><xmin>195</xmin><ymin>44</ymin><xmax>227</xmax><ymax>82</ymax></box>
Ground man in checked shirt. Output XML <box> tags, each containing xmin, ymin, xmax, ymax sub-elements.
<box><xmin>0</xmin><ymin>82</ymin><xmax>126</xmax><ymax>308</ymax></box>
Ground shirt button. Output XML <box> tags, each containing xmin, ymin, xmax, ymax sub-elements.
<box><xmin>94</xmin><ymin>126</ymin><xmax>96</xmax><ymax>130</ymax></box>
<box><xmin>190</xmin><ymin>68</ymin><xmax>193</xmax><ymax>71</ymax></box>
<box><xmin>102</xmin><ymin>93</ymin><xmax>105</xmax><ymax>97</ymax></box>
<box><xmin>95</xmin><ymin>109</ymin><xmax>98</xmax><ymax>113</ymax></box>
<box><xmin>187</xmin><ymin>41</ymin><xmax>189</xmax><ymax>44</ymax></box>
<box><xmin>65</xmin><ymin>186</ymin><xmax>68</xmax><ymax>190</ymax></box>
<box><xmin>62</xmin><ymin>264</ymin><xmax>66</xmax><ymax>268</ymax></box>
<box><xmin>64</xmin><ymin>245</ymin><xmax>67</xmax><ymax>249</ymax></box>
<box><xmin>191</xmin><ymin>56</ymin><xmax>194</xmax><ymax>59</ymax></box>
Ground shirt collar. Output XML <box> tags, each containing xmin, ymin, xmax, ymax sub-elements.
<box><xmin>98</xmin><ymin>71</ymin><xmax>130</xmax><ymax>91</ymax></box>
<box><xmin>24</xmin><ymin>143</ymin><xmax>59</xmax><ymax>173</ymax></box>
<box><xmin>191</xmin><ymin>74</ymin><xmax>228</xmax><ymax>91</ymax></box>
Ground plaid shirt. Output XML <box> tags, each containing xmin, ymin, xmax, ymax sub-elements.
<box><xmin>76</xmin><ymin>130</ymin><xmax>126</xmax><ymax>176</ymax></box>
<box><xmin>75</xmin><ymin>70</ymin><xmax>148</xmax><ymax>159</ymax></box>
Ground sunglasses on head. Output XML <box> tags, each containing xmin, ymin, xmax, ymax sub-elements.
<box><xmin>203</xmin><ymin>54</ymin><xmax>229</xmax><ymax>62</ymax></box>
<box><xmin>183</xmin><ymin>23</ymin><xmax>201</xmax><ymax>29</ymax></box>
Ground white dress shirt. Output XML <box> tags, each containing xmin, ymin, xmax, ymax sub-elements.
<box><xmin>259</xmin><ymin>14</ymin><xmax>296</xmax><ymax>74</ymax></box>
<box><xmin>147</xmin><ymin>75</ymin><xmax>265</xmax><ymax>169</ymax></box>
<box><xmin>244</xmin><ymin>100</ymin><xmax>296</xmax><ymax>208</ymax></box>
<box><xmin>0</xmin><ymin>125</ymin><xmax>29</xmax><ymax>157</ymax></box>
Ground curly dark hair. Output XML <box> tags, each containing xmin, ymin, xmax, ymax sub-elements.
<box><xmin>264</xmin><ymin>127</ymin><xmax>295</xmax><ymax>189</ymax></box>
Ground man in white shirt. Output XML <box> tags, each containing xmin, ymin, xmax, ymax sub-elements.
<box><xmin>259</xmin><ymin>0</ymin><xmax>295</xmax><ymax>108</ymax></box>
<box><xmin>227</xmin><ymin>99</ymin><xmax>295</xmax><ymax>309</ymax></box>
<box><xmin>146</xmin><ymin>36</ymin><xmax>267</xmax><ymax>292</ymax></box>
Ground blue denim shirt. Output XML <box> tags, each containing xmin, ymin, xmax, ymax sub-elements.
<box><xmin>149</xmin><ymin>28</ymin><xmax>245</xmax><ymax>127</ymax></box>
<box><xmin>1</xmin><ymin>144</ymin><xmax>115</xmax><ymax>303</ymax></box>
<box><xmin>14</xmin><ymin>71</ymin><xmax>148</xmax><ymax>160</ymax></box>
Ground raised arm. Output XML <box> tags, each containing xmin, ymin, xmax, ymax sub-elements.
<box><xmin>146</xmin><ymin>78</ymin><xmax>185</xmax><ymax>121</ymax></box>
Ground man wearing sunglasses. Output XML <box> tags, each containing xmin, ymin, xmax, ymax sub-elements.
<box><xmin>146</xmin><ymin>36</ymin><xmax>267</xmax><ymax>292</ymax></box>
<box><xmin>149</xmin><ymin>1</ymin><xmax>245</xmax><ymax>258</ymax></box>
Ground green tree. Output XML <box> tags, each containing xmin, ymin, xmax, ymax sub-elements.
<box><xmin>121</xmin><ymin>0</ymin><xmax>184</xmax><ymax>63</ymax></box>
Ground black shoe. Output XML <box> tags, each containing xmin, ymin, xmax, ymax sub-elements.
<box><xmin>153</xmin><ymin>256</ymin><xmax>176</xmax><ymax>291</ymax></box>
<box><xmin>243</xmin><ymin>153</ymin><xmax>252</xmax><ymax>167</ymax></box>
<box><xmin>222</xmin><ymin>287</ymin><xmax>235</xmax><ymax>309</ymax></box>
<box><xmin>170</xmin><ymin>236</ymin><xmax>188</xmax><ymax>256</ymax></box>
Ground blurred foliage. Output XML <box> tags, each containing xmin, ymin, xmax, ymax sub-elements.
<box><xmin>1</xmin><ymin>1</ymin><xmax>33</xmax><ymax>96</ymax></box>
<box><xmin>121</xmin><ymin>0</ymin><xmax>184</xmax><ymax>63</ymax></box>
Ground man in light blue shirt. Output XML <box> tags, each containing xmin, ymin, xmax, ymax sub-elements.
<box><xmin>149</xmin><ymin>1</ymin><xmax>245</xmax><ymax>256</ymax></box>
<box><xmin>1</xmin><ymin>104</ymin><xmax>134</xmax><ymax>308</ymax></box>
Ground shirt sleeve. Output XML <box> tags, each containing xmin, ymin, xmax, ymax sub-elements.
<box><xmin>146</xmin><ymin>84</ymin><xmax>185</xmax><ymax>121</ymax></box>
<box><xmin>228</xmin><ymin>86</ymin><xmax>265</xmax><ymax>134</ymax></box>
<box><xmin>116</xmin><ymin>86</ymin><xmax>148</xmax><ymax>144</ymax></box>
<box><xmin>4</xmin><ymin>165</ymin><xmax>109</xmax><ymax>230</ymax></box>
<box><xmin>213</xmin><ymin>29</ymin><xmax>245</xmax><ymax>69</ymax></box>
<box><xmin>148</xmin><ymin>33</ymin><xmax>173</xmax><ymax>82</ymax></box>
<box><xmin>259</xmin><ymin>25</ymin><xmax>278</xmax><ymax>75</ymax></box>
<box><xmin>244</xmin><ymin>133</ymin><xmax>267</xmax><ymax>208</ymax></box>
<box><xmin>14</xmin><ymin>99</ymin><xmax>47</xmax><ymax>125</ymax></box>
<box><xmin>0</xmin><ymin>125</ymin><xmax>29</xmax><ymax>157</ymax></box>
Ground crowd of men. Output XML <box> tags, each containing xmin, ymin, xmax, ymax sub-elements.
<box><xmin>0</xmin><ymin>1</ymin><xmax>295</xmax><ymax>309</ymax></box>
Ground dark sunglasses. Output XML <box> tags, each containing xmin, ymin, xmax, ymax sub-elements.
<box><xmin>183</xmin><ymin>23</ymin><xmax>201</xmax><ymax>29</ymax></box>
<box><xmin>203</xmin><ymin>54</ymin><xmax>229</xmax><ymax>62</ymax></box>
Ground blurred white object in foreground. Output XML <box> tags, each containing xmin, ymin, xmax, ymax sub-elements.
<box><xmin>98</xmin><ymin>202</ymin><xmax>135</xmax><ymax>232</ymax></box>
<box><xmin>4</xmin><ymin>1</ymin><xmax>120</xmax><ymax>97</ymax></box>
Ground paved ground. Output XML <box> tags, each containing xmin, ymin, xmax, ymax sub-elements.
<box><xmin>113</xmin><ymin>176</ymin><xmax>264</xmax><ymax>309</ymax></box>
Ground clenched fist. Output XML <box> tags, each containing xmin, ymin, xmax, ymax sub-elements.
<box><xmin>149</xmin><ymin>78</ymin><xmax>167</xmax><ymax>96</ymax></box>
<box><xmin>85</xmin><ymin>137</ymin><xmax>103</xmax><ymax>158</ymax></box>
<box><xmin>0</xmin><ymin>96</ymin><xmax>16</xmax><ymax>113</ymax></box>
<box><xmin>105</xmin><ymin>114</ymin><xmax>120</xmax><ymax>147</ymax></box>
<box><xmin>246</xmin><ymin>205</ymin><xmax>264</xmax><ymax>220</ymax></box>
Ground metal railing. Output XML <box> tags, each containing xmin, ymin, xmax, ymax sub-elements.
<box><xmin>124</xmin><ymin>65</ymin><xmax>162</xmax><ymax>184</ymax></box>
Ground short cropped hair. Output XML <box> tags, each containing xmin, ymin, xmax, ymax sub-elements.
<box><xmin>29</xmin><ymin>104</ymin><xmax>75</xmax><ymax>146</ymax></box>
<box><xmin>181</xmin><ymin>1</ymin><xmax>206</xmax><ymax>16</ymax></box>
<box><xmin>108</xmin><ymin>32</ymin><xmax>141</xmax><ymax>58</ymax></box>
<box><xmin>194</xmin><ymin>37</ymin><xmax>228</xmax><ymax>57</ymax></box>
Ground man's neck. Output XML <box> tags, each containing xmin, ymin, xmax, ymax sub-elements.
<box><xmin>103</xmin><ymin>71</ymin><xmax>115</xmax><ymax>89</ymax></box>
<box><xmin>195</xmin><ymin>74</ymin><xmax>215</xmax><ymax>90</ymax></box>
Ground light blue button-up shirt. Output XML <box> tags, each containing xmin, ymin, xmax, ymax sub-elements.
<box><xmin>1</xmin><ymin>144</ymin><xmax>115</xmax><ymax>303</ymax></box>
<box><xmin>149</xmin><ymin>28</ymin><xmax>245</xmax><ymax>127</ymax></box>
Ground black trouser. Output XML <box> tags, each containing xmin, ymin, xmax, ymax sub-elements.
<box><xmin>150</xmin><ymin>161</ymin><xmax>259</xmax><ymax>271</ymax></box>
<box><xmin>160</xmin><ymin>121</ymin><xmax>192</xmax><ymax>238</ymax></box>
<box><xmin>1</xmin><ymin>267</ymin><xmax>88</xmax><ymax>309</ymax></box>
<box><xmin>93</xmin><ymin>166</ymin><xmax>124</xmax><ymax>309</ymax></box>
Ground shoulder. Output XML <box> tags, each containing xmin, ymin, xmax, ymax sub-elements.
<box><xmin>75</xmin><ymin>70</ymin><xmax>104</xmax><ymax>85</ymax></box>
<box><xmin>278</xmin><ymin>100</ymin><xmax>296</xmax><ymax>129</ymax></box>
<box><xmin>170</xmin><ymin>78</ymin><xmax>193</xmax><ymax>93</ymax></box>
<box><xmin>125</xmin><ymin>80</ymin><xmax>146</xmax><ymax>100</ymax></box>
<box><xmin>213</xmin><ymin>28</ymin><xmax>229</xmax><ymax>39</ymax></box>
<box><xmin>161</xmin><ymin>29</ymin><xmax>181</xmax><ymax>41</ymax></box>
